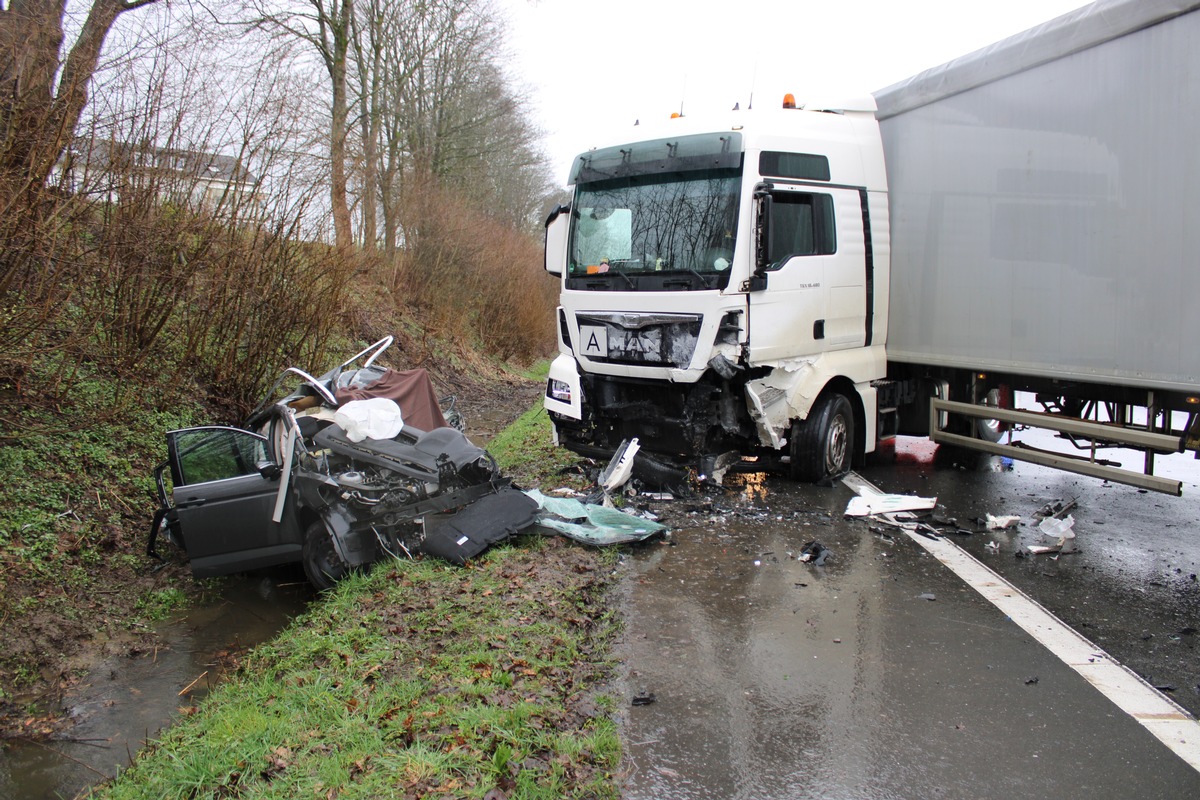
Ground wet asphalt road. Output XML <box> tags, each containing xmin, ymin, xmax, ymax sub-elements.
<box><xmin>616</xmin><ymin>440</ymin><xmax>1200</xmax><ymax>799</ymax></box>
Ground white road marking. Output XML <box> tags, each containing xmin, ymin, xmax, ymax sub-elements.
<box><xmin>844</xmin><ymin>472</ymin><xmax>1200</xmax><ymax>773</ymax></box>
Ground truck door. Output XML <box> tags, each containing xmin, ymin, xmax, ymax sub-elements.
<box><xmin>746</xmin><ymin>186</ymin><xmax>867</xmax><ymax>363</ymax></box>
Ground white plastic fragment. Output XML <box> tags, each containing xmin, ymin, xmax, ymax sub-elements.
<box><xmin>1034</xmin><ymin>514</ymin><xmax>1077</xmax><ymax>554</ymax></box>
<box><xmin>986</xmin><ymin>514</ymin><xmax>1021</xmax><ymax>530</ymax></box>
<box><xmin>599</xmin><ymin>437</ymin><xmax>640</xmax><ymax>492</ymax></box>
<box><xmin>845</xmin><ymin>494</ymin><xmax>937</xmax><ymax>517</ymax></box>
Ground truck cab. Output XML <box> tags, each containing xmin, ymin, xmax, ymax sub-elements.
<box><xmin>544</xmin><ymin>98</ymin><xmax>891</xmax><ymax>481</ymax></box>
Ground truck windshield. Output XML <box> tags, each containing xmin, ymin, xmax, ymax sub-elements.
<box><xmin>568</xmin><ymin>168</ymin><xmax>741</xmax><ymax>291</ymax></box>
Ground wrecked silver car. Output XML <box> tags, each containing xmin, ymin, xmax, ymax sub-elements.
<box><xmin>148</xmin><ymin>337</ymin><xmax>537</xmax><ymax>589</ymax></box>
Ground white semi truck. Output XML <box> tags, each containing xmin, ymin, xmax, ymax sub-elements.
<box><xmin>542</xmin><ymin>0</ymin><xmax>1199</xmax><ymax>495</ymax></box>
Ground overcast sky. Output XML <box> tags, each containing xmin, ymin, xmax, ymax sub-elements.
<box><xmin>499</xmin><ymin>0</ymin><xmax>1094</xmax><ymax>185</ymax></box>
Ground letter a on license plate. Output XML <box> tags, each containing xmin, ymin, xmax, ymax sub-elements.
<box><xmin>580</xmin><ymin>325</ymin><xmax>608</xmax><ymax>358</ymax></box>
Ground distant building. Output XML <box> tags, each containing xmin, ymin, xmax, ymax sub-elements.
<box><xmin>55</xmin><ymin>140</ymin><xmax>260</xmax><ymax>216</ymax></box>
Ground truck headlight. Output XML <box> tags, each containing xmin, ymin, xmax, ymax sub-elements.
<box><xmin>548</xmin><ymin>379</ymin><xmax>572</xmax><ymax>402</ymax></box>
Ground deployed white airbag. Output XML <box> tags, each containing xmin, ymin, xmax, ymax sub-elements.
<box><xmin>334</xmin><ymin>397</ymin><xmax>404</xmax><ymax>442</ymax></box>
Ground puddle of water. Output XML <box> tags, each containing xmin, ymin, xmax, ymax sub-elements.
<box><xmin>0</xmin><ymin>570</ymin><xmax>311</xmax><ymax>800</ymax></box>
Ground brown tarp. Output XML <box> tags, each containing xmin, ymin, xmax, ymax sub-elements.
<box><xmin>334</xmin><ymin>368</ymin><xmax>450</xmax><ymax>431</ymax></box>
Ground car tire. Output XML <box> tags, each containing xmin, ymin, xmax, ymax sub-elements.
<box><xmin>302</xmin><ymin>519</ymin><xmax>350</xmax><ymax>591</ymax></box>
<box><xmin>790</xmin><ymin>392</ymin><xmax>855</xmax><ymax>483</ymax></box>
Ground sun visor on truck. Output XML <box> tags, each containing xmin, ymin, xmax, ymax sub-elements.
<box><xmin>570</xmin><ymin>132</ymin><xmax>743</xmax><ymax>185</ymax></box>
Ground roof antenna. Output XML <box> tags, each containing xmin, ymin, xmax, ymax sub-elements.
<box><xmin>748</xmin><ymin>62</ymin><xmax>757</xmax><ymax>110</ymax></box>
<box><xmin>679</xmin><ymin>75</ymin><xmax>687</xmax><ymax>118</ymax></box>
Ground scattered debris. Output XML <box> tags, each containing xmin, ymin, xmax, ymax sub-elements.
<box><xmin>917</xmin><ymin>593</ymin><xmax>937</xmax><ymax>601</ymax></box>
<box><xmin>985</xmin><ymin>541</ymin><xmax>1000</xmax><ymax>553</ymax></box>
<box><xmin>1035</xmin><ymin>497</ymin><xmax>1077</xmax><ymax>520</ymax></box>
<box><xmin>631</xmin><ymin>691</ymin><xmax>657</xmax><ymax>706</ymax></box>
<box><xmin>799</xmin><ymin>541</ymin><xmax>830</xmax><ymax>566</ymax></box>
<box><xmin>845</xmin><ymin>493</ymin><xmax>937</xmax><ymax>517</ymax></box>
<box><xmin>1027</xmin><ymin>514</ymin><xmax>1077</xmax><ymax>555</ymax></box>
<box><xmin>598</xmin><ymin>437</ymin><xmax>640</xmax><ymax>497</ymax></box>
<box><xmin>986</xmin><ymin>514</ymin><xmax>1021</xmax><ymax>530</ymax></box>
<box><xmin>525</xmin><ymin>489</ymin><xmax>666</xmax><ymax>545</ymax></box>
<box><xmin>1025</xmin><ymin>676</ymin><xmax>1040</xmax><ymax>685</ymax></box>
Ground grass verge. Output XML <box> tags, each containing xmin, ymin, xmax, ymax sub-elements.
<box><xmin>487</xmin><ymin>404</ymin><xmax>589</xmax><ymax>490</ymax></box>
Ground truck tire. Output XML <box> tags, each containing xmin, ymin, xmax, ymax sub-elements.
<box><xmin>976</xmin><ymin>387</ymin><xmax>1007</xmax><ymax>443</ymax></box>
<box><xmin>302</xmin><ymin>519</ymin><xmax>350</xmax><ymax>591</ymax></box>
<box><xmin>790</xmin><ymin>392</ymin><xmax>855</xmax><ymax>483</ymax></box>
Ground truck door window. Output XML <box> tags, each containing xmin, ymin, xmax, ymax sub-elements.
<box><xmin>767</xmin><ymin>192</ymin><xmax>835</xmax><ymax>267</ymax></box>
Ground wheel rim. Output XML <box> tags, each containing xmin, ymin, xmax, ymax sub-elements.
<box><xmin>826</xmin><ymin>413</ymin><xmax>849</xmax><ymax>472</ymax></box>
<box><xmin>305</xmin><ymin>525</ymin><xmax>348</xmax><ymax>587</ymax></box>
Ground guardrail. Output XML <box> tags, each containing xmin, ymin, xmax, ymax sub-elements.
<box><xmin>929</xmin><ymin>399</ymin><xmax>1184</xmax><ymax>496</ymax></box>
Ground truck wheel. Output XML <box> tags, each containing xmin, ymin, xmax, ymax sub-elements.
<box><xmin>790</xmin><ymin>392</ymin><xmax>855</xmax><ymax>483</ymax></box>
<box><xmin>976</xmin><ymin>387</ymin><xmax>1008</xmax><ymax>443</ymax></box>
<box><xmin>302</xmin><ymin>519</ymin><xmax>350</xmax><ymax>591</ymax></box>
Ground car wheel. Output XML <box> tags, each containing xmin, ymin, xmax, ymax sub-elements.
<box><xmin>790</xmin><ymin>392</ymin><xmax>855</xmax><ymax>483</ymax></box>
<box><xmin>302</xmin><ymin>519</ymin><xmax>350</xmax><ymax>591</ymax></box>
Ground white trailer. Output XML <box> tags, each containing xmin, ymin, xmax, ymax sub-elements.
<box><xmin>543</xmin><ymin>0</ymin><xmax>1199</xmax><ymax>494</ymax></box>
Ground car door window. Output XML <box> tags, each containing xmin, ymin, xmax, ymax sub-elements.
<box><xmin>173</xmin><ymin>429</ymin><xmax>266</xmax><ymax>486</ymax></box>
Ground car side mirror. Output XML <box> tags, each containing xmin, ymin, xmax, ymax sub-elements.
<box><xmin>257</xmin><ymin>461</ymin><xmax>282</xmax><ymax>480</ymax></box>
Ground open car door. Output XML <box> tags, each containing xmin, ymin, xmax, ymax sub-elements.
<box><xmin>165</xmin><ymin>426</ymin><xmax>303</xmax><ymax>577</ymax></box>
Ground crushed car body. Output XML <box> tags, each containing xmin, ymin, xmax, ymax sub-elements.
<box><xmin>148</xmin><ymin>337</ymin><xmax>538</xmax><ymax>589</ymax></box>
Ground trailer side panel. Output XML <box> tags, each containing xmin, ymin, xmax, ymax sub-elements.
<box><xmin>876</xmin><ymin>0</ymin><xmax>1200</xmax><ymax>393</ymax></box>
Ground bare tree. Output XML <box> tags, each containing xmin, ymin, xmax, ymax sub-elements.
<box><xmin>0</xmin><ymin>0</ymin><xmax>161</xmax><ymax>194</ymax></box>
<box><xmin>245</xmin><ymin>0</ymin><xmax>355</xmax><ymax>251</ymax></box>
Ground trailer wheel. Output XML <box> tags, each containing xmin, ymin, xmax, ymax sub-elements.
<box><xmin>790</xmin><ymin>392</ymin><xmax>855</xmax><ymax>483</ymax></box>
<box><xmin>976</xmin><ymin>387</ymin><xmax>1008</xmax><ymax>443</ymax></box>
<box><xmin>302</xmin><ymin>519</ymin><xmax>350</xmax><ymax>591</ymax></box>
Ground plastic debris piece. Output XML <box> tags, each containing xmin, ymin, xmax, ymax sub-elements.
<box><xmin>1038</xmin><ymin>514</ymin><xmax>1077</xmax><ymax>553</ymax></box>
<box><xmin>631</xmin><ymin>691</ymin><xmax>656</xmax><ymax>706</ymax></box>
<box><xmin>598</xmin><ymin>437</ymin><xmax>640</xmax><ymax>493</ymax></box>
<box><xmin>1035</xmin><ymin>497</ymin><xmax>1077</xmax><ymax>519</ymax></box>
<box><xmin>918</xmin><ymin>593</ymin><xmax>937</xmax><ymax>601</ymax></box>
<box><xmin>799</xmin><ymin>541</ymin><xmax>830</xmax><ymax>566</ymax></box>
<box><xmin>845</xmin><ymin>494</ymin><xmax>937</xmax><ymax>517</ymax></box>
<box><xmin>986</xmin><ymin>514</ymin><xmax>1021</xmax><ymax>530</ymax></box>
<box><xmin>985</xmin><ymin>541</ymin><xmax>1000</xmax><ymax>552</ymax></box>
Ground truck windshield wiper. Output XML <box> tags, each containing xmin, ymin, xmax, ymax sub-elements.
<box><xmin>662</xmin><ymin>266</ymin><xmax>711</xmax><ymax>289</ymax></box>
<box><xmin>607</xmin><ymin>267</ymin><xmax>636</xmax><ymax>289</ymax></box>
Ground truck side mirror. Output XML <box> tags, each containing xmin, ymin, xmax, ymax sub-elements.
<box><xmin>544</xmin><ymin>203</ymin><xmax>571</xmax><ymax>276</ymax></box>
<box><xmin>746</xmin><ymin>183</ymin><xmax>774</xmax><ymax>292</ymax></box>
